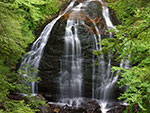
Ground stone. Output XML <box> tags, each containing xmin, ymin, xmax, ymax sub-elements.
<box><xmin>48</xmin><ymin>99</ymin><xmax>102</xmax><ymax>113</ymax></box>
<box><xmin>107</xmin><ymin>105</ymin><xmax>126</xmax><ymax>113</ymax></box>
<box><xmin>36</xmin><ymin>0</ymin><xmax>122</xmax><ymax>104</ymax></box>
<box><xmin>38</xmin><ymin>104</ymin><xmax>52</xmax><ymax>113</ymax></box>
<box><xmin>37</xmin><ymin>96</ymin><xmax>127</xmax><ymax>113</ymax></box>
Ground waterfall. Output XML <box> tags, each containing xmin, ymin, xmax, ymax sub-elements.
<box><xmin>59</xmin><ymin>0</ymin><xmax>90</xmax><ymax>102</ymax></box>
<box><xmin>19</xmin><ymin>0</ymin><xmax>128</xmax><ymax>112</ymax></box>
<box><xmin>59</xmin><ymin>19</ymin><xmax>82</xmax><ymax>99</ymax></box>
<box><xmin>19</xmin><ymin>0</ymin><xmax>77</xmax><ymax>95</ymax></box>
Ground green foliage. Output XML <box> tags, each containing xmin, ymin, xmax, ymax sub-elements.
<box><xmin>95</xmin><ymin>0</ymin><xmax>150</xmax><ymax>112</ymax></box>
<box><xmin>3</xmin><ymin>100</ymin><xmax>36</xmax><ymax>113</ymax></box>
<box><xmin>0</xmin><ymin>0</ymin><xmax>62</xmax><ymax>112</ymax></box>
<box><xmin>118</xmin><ymin>67</ymin><xmax>150</xmax><ymax>112</ymax></box>
<box><xmin>11</xmin><ymin>0</ymin><xmax>62</xmax><ymax>30</ymax></box>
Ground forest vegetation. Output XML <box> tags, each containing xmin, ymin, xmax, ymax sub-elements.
<box><xmin>0</xmin><ymin>0</ymin><xmax>150</xmax><ymax>113</ymax></box>
<box><xmin>0</xmin><ymin>0</ymin><xmax>65</xmax><ymax>112</ymax></box>
<box><xmin>95</xmin><ymin>0</ymin><xmax>150</xmax><ymax>112</ymax></box>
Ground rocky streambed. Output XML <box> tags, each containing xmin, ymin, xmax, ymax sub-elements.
<box><xmin>38</xmin><ymin>97</ymin><xmax>127</xmax><ymax>113</ymax></box>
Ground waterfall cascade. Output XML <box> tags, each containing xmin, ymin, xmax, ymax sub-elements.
<box><xmin>20</xmin><ymin>0</ymin><xmax>129</xmax><ymax>112</ymax></box>
<box><xmin>19</xmin><ymin>0</ymin><xmax>77</xmax><ymax>95</ymax></box>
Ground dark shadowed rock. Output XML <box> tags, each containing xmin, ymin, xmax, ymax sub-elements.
<box><xmin>48</xmin><ymin>99</ymin><xmax>102</xmax><ymax>113</ymax></box>
<box><xmin>37</xmin><ymin>95</ymin><xmax>127</xmax><ymax>113</ymax></box>
<box><xmin>107</xmin><ymin>105</ymin><xmax>126</xmax><ymax>113</ymax></box>
<box><xmin>38</xmin><ymin>104</ymin><xmax>52</xmax><ymax>113</ymax></box>
<box><xmin>79</xmin><ymin>99</ymin><xmax>101</xmax><ymax>113</ymax></box>
<box><xmin>38</xmin><ymin>0</ymin><xmax>121</xmax><ymax>102</ymax></box>
<box><xmin>8</xmin><ymin>93</ymin><xmax>26</xmax><ymax>101</ymax></box>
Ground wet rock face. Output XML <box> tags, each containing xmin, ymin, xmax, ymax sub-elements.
<box><xmin>107</xmin><ymin>105</ymin><xmax>126</xmax><ymax>113</ymax></box>
<box><xmin>38</xmin><ymin>18</ymin><xmax>66</xmax><ymax>101</ymax></box>
<box><xmin>79</xmin><ymin>100</ymin><xmax>101</xmax><ymax>113</ymax></box>
<box><xmin>38</xmin><ymin>0</ymin><xmax>102</xmax><ymax>101</ymax></box>
<box><xmin>38</xmin><ymin>0</ymin><xmax>121</xmax><ymax>102</ymax></box>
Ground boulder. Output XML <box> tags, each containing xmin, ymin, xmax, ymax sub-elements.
<box><xmin>107</xmin><ymin>105</ymin><xmax>126</xmax><ymax>113</ymax></box>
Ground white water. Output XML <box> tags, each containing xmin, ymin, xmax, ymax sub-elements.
<box><xmin>59</xmin><ymin>0</ymin><xmax>90</xmax><ymax>101</ymax></box>
<box><xmin>20</xmin><ymin>0</ymin><xmax>129</xmax><ymax>112</ymax></box>
<box><xmin>59</xmin><ymin>1</ymin><xmax>121</xmax><ymax>112</ymax></box>
<box><xmin>59</xmin><ymin>19</ymin><xmax>82</xmax><ymax>98</ymax></box>
<box><xmin>19</xmin><ymin>0</ymin><xmax>77</xmax><ymax>95</ymax></box>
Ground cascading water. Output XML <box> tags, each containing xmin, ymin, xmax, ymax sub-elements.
<box><xmin>59</xmin><ymin>0</ymin><xmax>94</xmax><ymax>103</ymax></box>
<box><xmin>59</xmin><ymin>19</ymin><xmax>82</xmax><ymax>99</ymax></box>
<box><xmin>19</xmin><ymin>0</ymin><xmax>77</xmax><ymax>95</ymax></box>
<box><xmin>20</xmin><ymin>0</ymin><xmax>128</xmax><ymax>112</ymax></box>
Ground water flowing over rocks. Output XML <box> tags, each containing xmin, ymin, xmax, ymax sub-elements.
<box><xmin>38</xmin><ymin>98</ymin><xmax>127</xmax><ymax>113</ymax></box>
<box><xmin>39</xmin><ymin>103</ymin><xmax>126</xmax><ymax>113</ymax></box>
<box><xmin>38</xmin><ymin>0</ymin><xmax>121</xmax><ymax>102</ymax></box>
<box><xmin>48</xmin><ymin>100</ymin><xmax>102</xmax><ymax>113</ymax></box>
<box><xmin>19</xmin><ymin>0</ymin><xmax>127</xmax><ymax>112</ymax></box>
